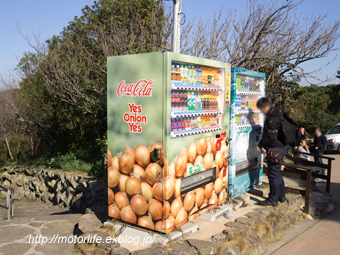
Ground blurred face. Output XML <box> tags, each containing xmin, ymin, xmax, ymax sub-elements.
<box><xmin>315</xmin><ymin>130</ymin><xmax>321</xmax><ymax>136</ymax></box>
<box><xmin>259</xmin><ymin>105</ymin><xmax>271</xmax><ymax>115</ymax></box>
<box><xmin>300</xmin><ymin>140</ymin><xmax>306</xmax><ymax>147</ymax></box>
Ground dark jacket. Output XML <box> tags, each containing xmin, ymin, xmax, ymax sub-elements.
<box><xmin>293</xmin><ymin>130</ymin><xmax>306</xmax><ymax>147</ymax></box>
<box><xmin>258</xmin><ymin>107</ymin><xmax>285</xmax><ymax>149</ymax></box>
<box><xmin>313</xmin><ymin>134</ymin><xmax>327</xmax><ymax>153</ymax></box>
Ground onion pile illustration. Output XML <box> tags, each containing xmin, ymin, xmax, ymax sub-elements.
<box><xmin>107</xmin><ymin>136</ymin><xmax>229</xmax><ymax>233</ymax></box>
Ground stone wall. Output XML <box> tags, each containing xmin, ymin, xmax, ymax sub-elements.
<box><xmin>0</xmin><ymin>166</ymin><xmax>106</xmax><ymax>212</ymax></box>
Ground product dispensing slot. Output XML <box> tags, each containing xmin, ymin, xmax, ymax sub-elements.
<box><xmin>180</xmin><ymin>167</ymin><xmax>216</xmax><ymax>195</ymax></box>
<box><xmin>235</xmin><ymin>158</ymin><xmax>258</xmax><ymax>177</ymax></box>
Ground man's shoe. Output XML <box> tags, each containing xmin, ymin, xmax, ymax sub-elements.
<box><xmin>279</xmin><ymin>198</ymin><xmax>286</xmax><ymax>203</ymax></box>
<box><xmin>258</xmin><ymin>199</ymin><xmax>278</xmax><ymax>207</ymax></box>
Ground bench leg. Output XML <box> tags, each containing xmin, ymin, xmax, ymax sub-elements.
<box><xmin>305</xmin><ymin>171</ymin><xmax>311</xmax><ymax>214</ymax></box>
<box><xmin>326</xmin><ymin>159</ymin><xmax>332</xmax><ymax>193</ymax></box>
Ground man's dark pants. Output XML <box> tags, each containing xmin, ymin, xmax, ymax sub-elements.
<box><xmin>267</xmin><ymin>147</ymin><xmax>287</xmax><ymax>203</ymax></box>
<box><xmin>314</xmin><ymin>152</ymin><xmax>323</xmax><ymax>164</ymax></box>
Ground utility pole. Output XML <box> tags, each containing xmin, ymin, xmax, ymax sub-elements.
<box><xmin>336</xmin><ymin>70</ymin><xmax>340</xmax><ymax>85</ymax></box>
<box><xmin>172</xmin><ymin>0</ymin><xmax>182</xmax><ymax>53</ymax></box>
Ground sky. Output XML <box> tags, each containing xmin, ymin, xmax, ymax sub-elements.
<box><xmin>0</xmin><ymin>0</ymin><xmax>340</xmax><ymax>86</ymax></box>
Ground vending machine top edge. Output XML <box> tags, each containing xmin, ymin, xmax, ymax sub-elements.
<box><xmin>228</xmin><ymin>67</ymin><xmax>266</xmax><ymax>199</ymax></box>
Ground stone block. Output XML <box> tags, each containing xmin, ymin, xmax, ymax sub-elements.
<box><xmin>131</xmin><ymin>246</ymin><xmax>167</xmax><ymax>255</ymax></box>
<box><xmin>78</xmin><ymin>214</ymin><xmax>102</xmax><ymax>233</ymax></box>
<box><xmin>248</xmin><ymin>187</ymin><xmax>269</xmax><ymax>197</ymax></box>
<box><xmin>168</xmin><ymin>241</ymin><xmax>198</xmax><ymax>255</ymax></box>
<box><xmin>187</xmin><ymin>239</ymin><xmax>220</xmax><ymax>255</ymax></box>
<box><xmin>220</xmin><ymin>246</ymin><xmax>240</xmax><ymax>255</ymax></box>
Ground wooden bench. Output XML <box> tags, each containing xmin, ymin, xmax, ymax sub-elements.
<box><xmin>264</xmin><ymin>152</ymin><xmax>334</xmax><ymax>214</ymax></box>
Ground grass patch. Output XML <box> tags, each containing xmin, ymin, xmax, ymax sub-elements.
<box><xmin>74</xmin><ymin>243</ymin><xmax>108</xmax><ymax>255</ymax></box>
<box><xmin>5</xmin><ymin>147</ymin><xmax>104</xmax><ymax>177</ymax></box>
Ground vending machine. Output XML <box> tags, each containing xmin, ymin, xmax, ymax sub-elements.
<box><xmin>228</xmin><ymin>67</ymin><xmax>266</xmax><ymax>198</ymax></box>
<box><xmin>107</xmin><ymin>52</ymin><xmax>231</xmax><ymax>233</ymax></box>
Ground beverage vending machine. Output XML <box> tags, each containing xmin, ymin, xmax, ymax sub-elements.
<box><xmin>107</xmin><ymin>52</ymin><xmax>231</xmax><ymax>233</ymax></box>
<box><xmin>228</xmin><ymin>67</ymin><xmax>266</xmax><ymax>198</ymax></box>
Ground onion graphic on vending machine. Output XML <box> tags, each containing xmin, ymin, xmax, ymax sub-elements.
<box><xmin>107</xmin><ymin>137</ymin><xmax>229</xmax><ymax>233</ymax></box>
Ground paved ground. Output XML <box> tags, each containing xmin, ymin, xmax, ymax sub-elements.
<box><xmin>0</xmin><ymin>200</ymin><xmax>82</xmax><ymax>255</ymax></box>
<box><xmin>271</xmin><ymin>153</ymin><xmax>340</xmax><ymax>255</ymax></box>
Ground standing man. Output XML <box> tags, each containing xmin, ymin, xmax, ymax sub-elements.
<box><xmin>313</xmin><ymin>128</ymin><xmax>327</xmax><ymax>164</ymax></box>
<box><xmin>256</xmin><ymin>97</ymin><xmax>287</xmax><ymax>207</ymax></box>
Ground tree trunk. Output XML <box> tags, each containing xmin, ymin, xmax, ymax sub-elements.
<box><xmin>4</xmin><ymin>137</ymin><xmax>14</xmax><ymax>161</ymax></box>
<box><xmin>16</xmin><ymin>139</ymin><xmax>21</xmax><ymax>161</ymax></box>
<box><xmin>30</xmin><ymin>133</ymin><xmax>34</xmax><ymax>159</ymax></box>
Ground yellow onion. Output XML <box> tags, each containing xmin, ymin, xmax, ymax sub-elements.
<box><xmin>150</xmin><ymin>141</ymin><xmax>163</xmax><ymax>152</ymax></box>
<box><xmin>224</xmin><ymin>173</ymin><xmax>228</xmax><ymax>188</ymax></box>
<box><xmin>118</xmin><ymin>174</ymin><xmax>129</xmax><ymax>192</ymax></box>
<box><xmin>152</xmin><ymin>175</ymin><xmax>175</xmax><ymax>202</ymax></box>
<box><xmin>205</xmin><ymin>183</ymin><xmax>214</xmax><ymax>198</ymax></box>
<box><xmin>187</xmin><ymin>142</ymin><xmax>197</xmax><ymax>163</ymax></box>
<box><xmin>219</xmin><ymin>167</ymin><xmax>225</xmax><ymax>178</ymax></box>
<box><xmin>145</xmin><ymin>163</ymin><xmax>161</xmax><ymax>186</ymax></box>
<box><xmin>171</xmin><ymin>197</ymin><xmax>183</xmax><ymax>218</ymax></box>
<box><xmin>211</xmin><ymin>138</ymin><xmax>218</xmax><ymax>155</ymax></box>
<box><xmin>195</xmin><ymin>187</ymin><xmax>205</xmax><ymax>207</ymax></box>
<box><xmin>132</xmin><ymin>164</ymin><xmax>145</xmax><ymax>180</ymax></box>
<box><xmin>163</xmin><ymin>175</ymin><xmax>175</xmax><ymax>200</ymax></box>
<box><xmin>214</xmin><ymin>177</ymin><xmax>223</xmax><ymax>194</ymax></box>
<box><xmin>108</xmin><ymin>188</ymin><xmax>115</xmax><ymax>205</ymax></box>
<box><xmin>135</xmin><ymin>144</ymin><xmax>150</xmax><ymax>167</ymax></box>
<box><xmin>119</xmin><ymin>152</ymin><xmax>134</xmax><ymax>174</ymax></box>
<box><xmin>163</xmin><ymin>201</ymin><xmax>171</xmax><ymax>219</ymax></box>
<box><xmin>219</xmin><ymin>189</ymin><xmax>226</xmax><ymax>203</ymax></box>
<box><xmin>175</xmin><ymin>207</ymin><xmax>188</xmax><ymax>228</ymax></box>
<box><xmin>215</xmin><ymin>151</ymin><xmax>224</xmax><ymax>169</ymax></box>
<box><xmin>115</xmin><ymin>192</ymin><xmax>129</xmax><ymax>209</ymax></box>
<box><xmin>152</xmin><ymin>181</ymin><xmax>163</xmax><ymax>202</ymax></box>
<box><xmin>138</xmin><ymin>214</ymin><xmax>155</xmax><ymax>230</ymax></box>
<box><xmin>141</xmin><ymin>182</ymin><xmax>153</xmax><ymax>201</ymax></box>
<box><xmin>223</xmin><ymin>149</ymin><xmax>229</xmax><ymax>167</ymax></box>
<box><xmin>174</xmin><ymin>178</ymin><xmax>181</xmax><ymax>198</ymax></box>
<box><xmin>194</xmin><ymin>155</ymin><xmax>204</xmax><ymax>167</ymax></box>
<box><xmin>108</xmin><ymin>157</ymin><xmax>112</xmax><ymax>167</ymax></box>
<box><xmin>125</xmin><ymin>177</ymin><xmax>141</xmax><ymax>196</ymax></box>
<box><xmin>108</xmin><ymin>203</ymin><xmax>120</xmax><ymax>219</ymax></box>
<box><xmin>188</xmin><ymin>203</ymin><xmax>199</xmax><ymax>221</ymax></box>
<box><xmin>125</xmin><ymin>145</ymin><xmax>135</xmax><ymax>159</ymax></box>
<box><xmin>203</xmin><ymin>142</ymin><xmax>214</xmax><ymax>169</ymax></box>
<box><xmin>201</xmin><ymin>197</ymin><xmax>209</xmax><ymax>208</ymax></box>
<box><xmin>203</xmin><ymin>153</ymin><xmax>214</xmax><ymax>169</ymax></box>
<box><xmin>175</xmin><ymin>154</ymin><xmax>187</xmax><ymax>178</ymax></box>
<box><xmin>209</xmin><ymin>191</ymin><xmax>218</xmax><ymax>205</ymax></box>
<box><xmin>183</xmin><ymin>191</ymin><xmax>195</xmax><ymax>212</ymax></box>
<box><xmin>163</xmin><ymin>163</ymin><xmax>175</xmax><ymax>177</ymax></box>
<box><xmin>108</xmin><ymin>150</ymin><xmax>113</xmax><ymax>159</ymax></box>
<box><xmin>121</xmin><ymin>205</ymin><xmax>137</xmax><ymax>224</ymax></box>
<box><xmin>108</xmin><ymin>167</ymin><xmax>120</xmax><ymax>188</ymax></box>
<box><xmin>112</xmin><ymin>156</ymin><xmax>119</xmax><ymax>170</ymax></box>
<box><xmin>186</xmin><ymin>162</ymin><xmax>194</xmax><ymax>176</ymax></box>
<box><xmin>197</xmin><ymin>136</ymin><xmax>208</xmax><ymax>155</ymax></box>
<box><xmin>155</xmin><ymin>215</ymin><xmax>176</xmax><ymax>232</ymax></box>
<box><xmin>130</xmin><ymin>194</ymin><xmax>148</xmax><ymax>216</ymax></box>
<box><xmin>148</xmin><ymin>199</ymin><xmax>163</xmax><ymax>221</ymax></box>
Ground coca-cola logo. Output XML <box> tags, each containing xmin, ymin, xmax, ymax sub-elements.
<box><xmin>116</xmin><ymin>79</ymin><xmax>154</xmax><ymax>97</ymax></box>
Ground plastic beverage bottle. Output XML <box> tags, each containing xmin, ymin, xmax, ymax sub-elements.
<box><xmin>191</xmin><ymin>66</ymin><xmax>196</xmax><ymax>86</ymax></box>
<box><xmin>180</xmin><ymin>65</ymin><xmax>185</xmax><ymax>84</ymax></box>
<box><xmin>171</xmin><ymin>65</ymin><xmax>176</xmax><ymax>81</ymax></box>
<box><xmin>184</xmin><ymin>65</ymin><xmax>188</xmax><ymax>84</ymax></box>
<box><xmin>176</xmin><ymin>65</ymin><xmax>181</xmax><ymax>81</ymax></box>
<box><xmin>198</xmin><ymin>67</ymin><xmax>203</xmax><ymax>85</ymax></box>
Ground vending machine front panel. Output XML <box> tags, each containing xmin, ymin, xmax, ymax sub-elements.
<box><xmin>228</xmin><ymin>67</ymin><xmax>265</xmax><ymax>198</ymax></box>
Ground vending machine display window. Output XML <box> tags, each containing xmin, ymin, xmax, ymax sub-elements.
<box><xmin>170</xmin><ymin>62</ymin><xmax>225</xmax><ymax>138</ymax></box>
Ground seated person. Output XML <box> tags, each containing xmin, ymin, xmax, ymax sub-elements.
<box><xmin>297</xmin><ymin>139</ymin><xmax>312</xmax><ymax>161</ymax></box>
<box><xmin>297</xmin><ymin>139</ymin><xmax>325</xmax><ymax>174</ymax></box>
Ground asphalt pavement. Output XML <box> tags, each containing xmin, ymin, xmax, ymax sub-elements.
<box><xmin>272</xmin><ymin>153</ymin><xmax>340</xmax><ymax>255</ymax></box>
